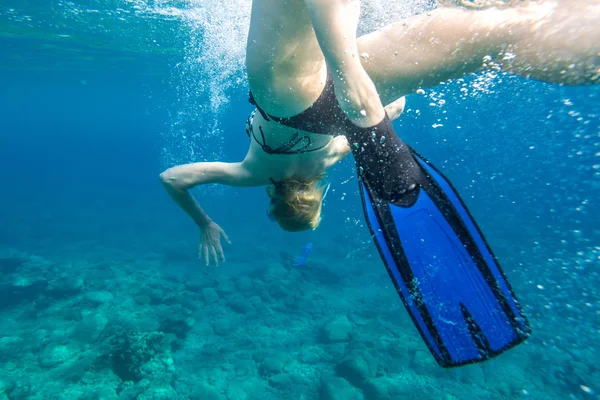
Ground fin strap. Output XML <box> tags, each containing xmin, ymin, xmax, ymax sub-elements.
<box><xmin>345</xmin><ymin>115</ymin><xmax>424</xmax><ymax>203</ymax></box>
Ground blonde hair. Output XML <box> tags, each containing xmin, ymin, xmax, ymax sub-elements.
<box><xmin>266</xmin><ymin>175</ymin><xmax>326</xmax><ymax>232</ymax></box>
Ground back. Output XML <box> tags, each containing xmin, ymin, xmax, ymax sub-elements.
<box><xmin>241</xmin><ymin>111</ymin><xmax>350</xmax><ymax>183</ymax></box>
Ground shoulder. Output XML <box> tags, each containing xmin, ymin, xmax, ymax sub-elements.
<box><xmin>237</xmin><ymin>144</ymin><xmax>272</xmax><ymax>185</ymax></box>
<box><xmin>224</xmin><ymin>161</ymin><xmax>271</xmax><ymax>187</ymax></box>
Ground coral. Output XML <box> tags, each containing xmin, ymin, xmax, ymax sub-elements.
<box><xmin>110</xmin><ymin>331</ymin><xmax>168</xmax><ymax>383</ymax></box>
<box><xmin>39</xmin><ymin>344</ymin><xmax>73</xmax><ymax>368</ymax></box>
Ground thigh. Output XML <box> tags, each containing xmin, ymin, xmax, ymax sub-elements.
<box><xmin>246</xmin><ymin>0</ymin><xmax>327</xmax><ymax>117</ymax></box>
<box><xmin>357</xmin><ymin>7</ymin><xmax>508</xmax><ymax>103</ymax></box>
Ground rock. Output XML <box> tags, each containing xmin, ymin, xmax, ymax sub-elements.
<box><xmin>5</xmin><ymin>381</ymin><xmax>31</xmax><ymax>399</ymax></box>
<box><xmin>299</xmin><ymin>345</ymin><xmax>324</xmax><ymax>364</ymax></box>
<box><xmin>195</xmin><ymin>321</ymin><xmax>214</xmax><ymax>337</ymax></box>
<box><xmin>146</xmin><ymin>372</ymin><xmax>173</xmax><ymax>388</ymax></box>
<box><xmin>189</xmin><ymin>384</ymin><xmax>224</xmax><ymax>400</ymax></box>
<box><xmin>259</xmin><ymin>356</ymin><xmax>285</xmax><ymax>377</ymax></box>
<box><xmin>320</xmin><ymin>376</ymin><xmax>361</xmax><ymax>400</ymax></box>
<box><xmin>1</xmin><ymin>275</ymin><xmax>47</xmax><ymax>310</ymax></box>
<box><xmin>363</xmin><ymin>376</ymin><xmax>425</xmax><ymax>400</ymax></box>
<box><xmin>234</xmin><ymin>358</ymin><xmax>255</xmax><ymax>377</ymax></box>
<box><xmin>47</xmin><ymin>276</ymin><xmax>84</xmax><ymax>296</ymax></box>
<box><xmin>268</xmin><ymin>282</ymin><xmax>291</xmax><ymax>301</ymax></box>
<box><xmin>335</xmin><ymin>350</ymin><xmax>378</xmax><ymax>387</ymax></box>
<box><xmin>0</xmin><ymin>256</ymin><xmax>24</xmax><ymax>274</ymax></box>
<box><xmin>225</xmin><ymin>385</ymin><xmax>247</xmax><ymax>399</ymax></box>
<box><xmin>445</xmin><ymin>363</ymin><xmax>486</xmax><ymax>384</ymax></box>
<box><xmin>411</xmin><ymin>350</ymin><xmax>437</xmax><ymax>375</ymax></box>
<box><xmin>145</xmin><ymin>287</ymin><xmax>164</xmax><ymax>305</ymax></box>
<box><xmin>184</xmin><ymin>276</ymin><xmax>208</xmax><ymax>292</ymax></box>
<box><xmin>73</xmin><ymin>313</ymin><xmax>108</xmax><ymax>344</ymax></box>
<box><xmin>84</xmin><ymin>290</ymin><xmax>114</xmax><ymax>304</ymax></box>
<box><xmin>39</xmin><ymin>343</ymin><xmax>71</xmax><ymax>368</ymax></box>
<box><xmin>363</xmin><ymin>377</ymin><xmax>399</xmax><ymax>400</ymax></box>
<box><xmin>322</xmin><ymin>315</ymin><xmax>353</xmax><ymax>343</ymax></box>
<box><xmin>216</xmin><ymin>282</ymin><xmax>236</xmax><ymax>297</ymax></box>
<box><xmin>236</xmin><ymin>276</ymin><xmax>253</xmax><ymax>292</ymax></box>
<box><xmin>202</xmin><ymin>288</ymin><xmax>219</xmax><ymax>304</ymax></box>
<box><xmin>268</xmin><ymin>373</ymin><xmax>293</xmax><ymax>389</ymax></box>
<box><xmin>66</xmin><ymin>276</ymin><xmax>84</xmax><ymax>291</ymax></box>
<box><xmin>57</xmin><ymin>353</ymin><xmax>95</xmax><ymax>383</ymax></box>
<box><xmin>228</xmin><ymin>296</ymin><xmax>251</xmax><ymax>314</ymax></box>
<box><xmin>137</xmin><ymin>385</ymin><xmax>177</xmax><ymax>400</ymax></box>
<box><xmin>118</xmin><ymin>379</ymin><xmax>151</xmax><ymax>400</ymax></box>
<box><xmin>158</xmin><ymin>312</ymin><xmax>195</xmax><ymax>340</ymax></box>
<box><xmin>0</xmin><ymin>378</ymin><xmax>14</xmax><ymax>396</ymax></box>
<box><xmin>78</xmin><ymin>386</ymin><xmax>119</xmax><ymax>400</ymax></box>
<box><xmin>0</xmin><ymin>336</ymin><xmax>23</xmax><ymax>362</ymax></box>
<box><xmin>135</xmin><ymin>294</ymin><xmax>152</xmax><ymax>305</ymax></box>
<box><xmin>258</xmin><ymin>264</ymin><xmax>287</xmax><ymax>283</ymax></box>
<box><xmin>303</xmin><ymin>262</ymin><xmax>342</xmax><ymax>285</ymax></box>
<box><xmin>212</xmin><ymin>319</ymin><xmax>232</xmax><ymax>336</ymax></box>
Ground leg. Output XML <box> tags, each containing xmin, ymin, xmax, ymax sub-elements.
<box><xmin>384</xmin><ymin>96</ymin><xmax>406</xmax><ymax>121</ymax></box>
<box><xmin>305</xmin><ymin>0</ymin><xmax>425</xmax><ymax>202</ymax></box>
<box><xmin>504</xmin><ymin>1</ymin><xmax>600</xmax><ymax>85</ymax></box>
<box><xmin>304</xmin><ymin>0</ymin><xmax>385</xmax><ymax>127</ymax></box>
<box><xmin>246</xmin><ymin>0</ymin><xmax>330</xmax><ymax>118</ymax></box>
<box><xmin>357</xmin><ymin>3</ymin><xmax>600</xmax><ymax>104</ymax></box>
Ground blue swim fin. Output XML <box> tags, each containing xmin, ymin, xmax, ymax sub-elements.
<box><xmin>356</xmin><ymin>143</ymin><xmax>531</xmax><ymax>367</ymax></box>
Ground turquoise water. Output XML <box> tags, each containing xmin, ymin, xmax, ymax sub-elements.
<box><xmin>1</xmin><ymin>1</ymin><xmax>599</xmax><ymax>399</ymax></box>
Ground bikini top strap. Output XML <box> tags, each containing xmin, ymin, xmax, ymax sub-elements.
<box><xmin>248</xmin><ymin>91</ymin><xmax>272</xmax><ymax>122</ymax></box>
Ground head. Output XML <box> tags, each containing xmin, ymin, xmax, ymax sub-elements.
<box><xmin>266</xmin><ymin>176</ymin><xmax>326</xmax><ymax>232</ymax></box>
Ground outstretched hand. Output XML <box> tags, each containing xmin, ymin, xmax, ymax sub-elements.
<box><xmin>198</xmin><ymin>221</ymin><xmax>231</xmax><ymax>266</ymax></box>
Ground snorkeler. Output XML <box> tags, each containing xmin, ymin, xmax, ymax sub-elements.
<box><xmin>161</xmin><ymin>0</ymin><xmax>598</xmax><ymax>264</ymax></box>
<box><xmin>161</xmin><ymin>0</ymin><xmax>599</xmax><ymax>366</ymax></box>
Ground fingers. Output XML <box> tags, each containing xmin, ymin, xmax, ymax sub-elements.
<box><xmin>199</xmin><ymin>227</ymin><xmax>230</xmax><ymax>266</ymax></box>
<box><xmin>215</xmin><ymin>241</ymin><xmax>225</xmax><ymax>263</ymax></box>
<box><xmin>209</xmin><ymin>246</ymin><xmax>219</xmax><ymax>266</ymax></box>
<box><xmin>200</xmin><ymin>244</ymin><xmax>225</xmax><ymax>266</ymax></box>
<box><xmin>202</xmin><ymin>245</ymin><xmax>209</xmax><ymax>266</ymax></box>
<box><xmin>219</xmin><ymin>228</ymin><xmax>231</xmax><ymax>244</ymax></box>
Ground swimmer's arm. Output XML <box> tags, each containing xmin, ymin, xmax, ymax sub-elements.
<box><xmin>159</xmin><ymin>162</ymin><xmax>257</xmax><ymax>227</ymax></box>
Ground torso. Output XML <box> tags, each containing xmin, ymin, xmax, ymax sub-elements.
<box><xmin>240</xmin><ymin>0</ymin><xmax>350</xmax><ymax>183</ymax></box>
<box><xmin>241</xmin><ymin>110</ymin><xmax>350</xmax><ymax>183</ymax></box>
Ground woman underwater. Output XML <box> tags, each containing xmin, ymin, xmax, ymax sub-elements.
<box><xmin>160</xmin><ymin>0</ymin><xmax>600</xmax><ymax>266</ymax></box>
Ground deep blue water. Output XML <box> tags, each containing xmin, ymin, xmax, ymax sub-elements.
<box><xmin>1</xmin><ymin>5</ymin><xmax>599</xmax><ymax>400</ymax></box>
